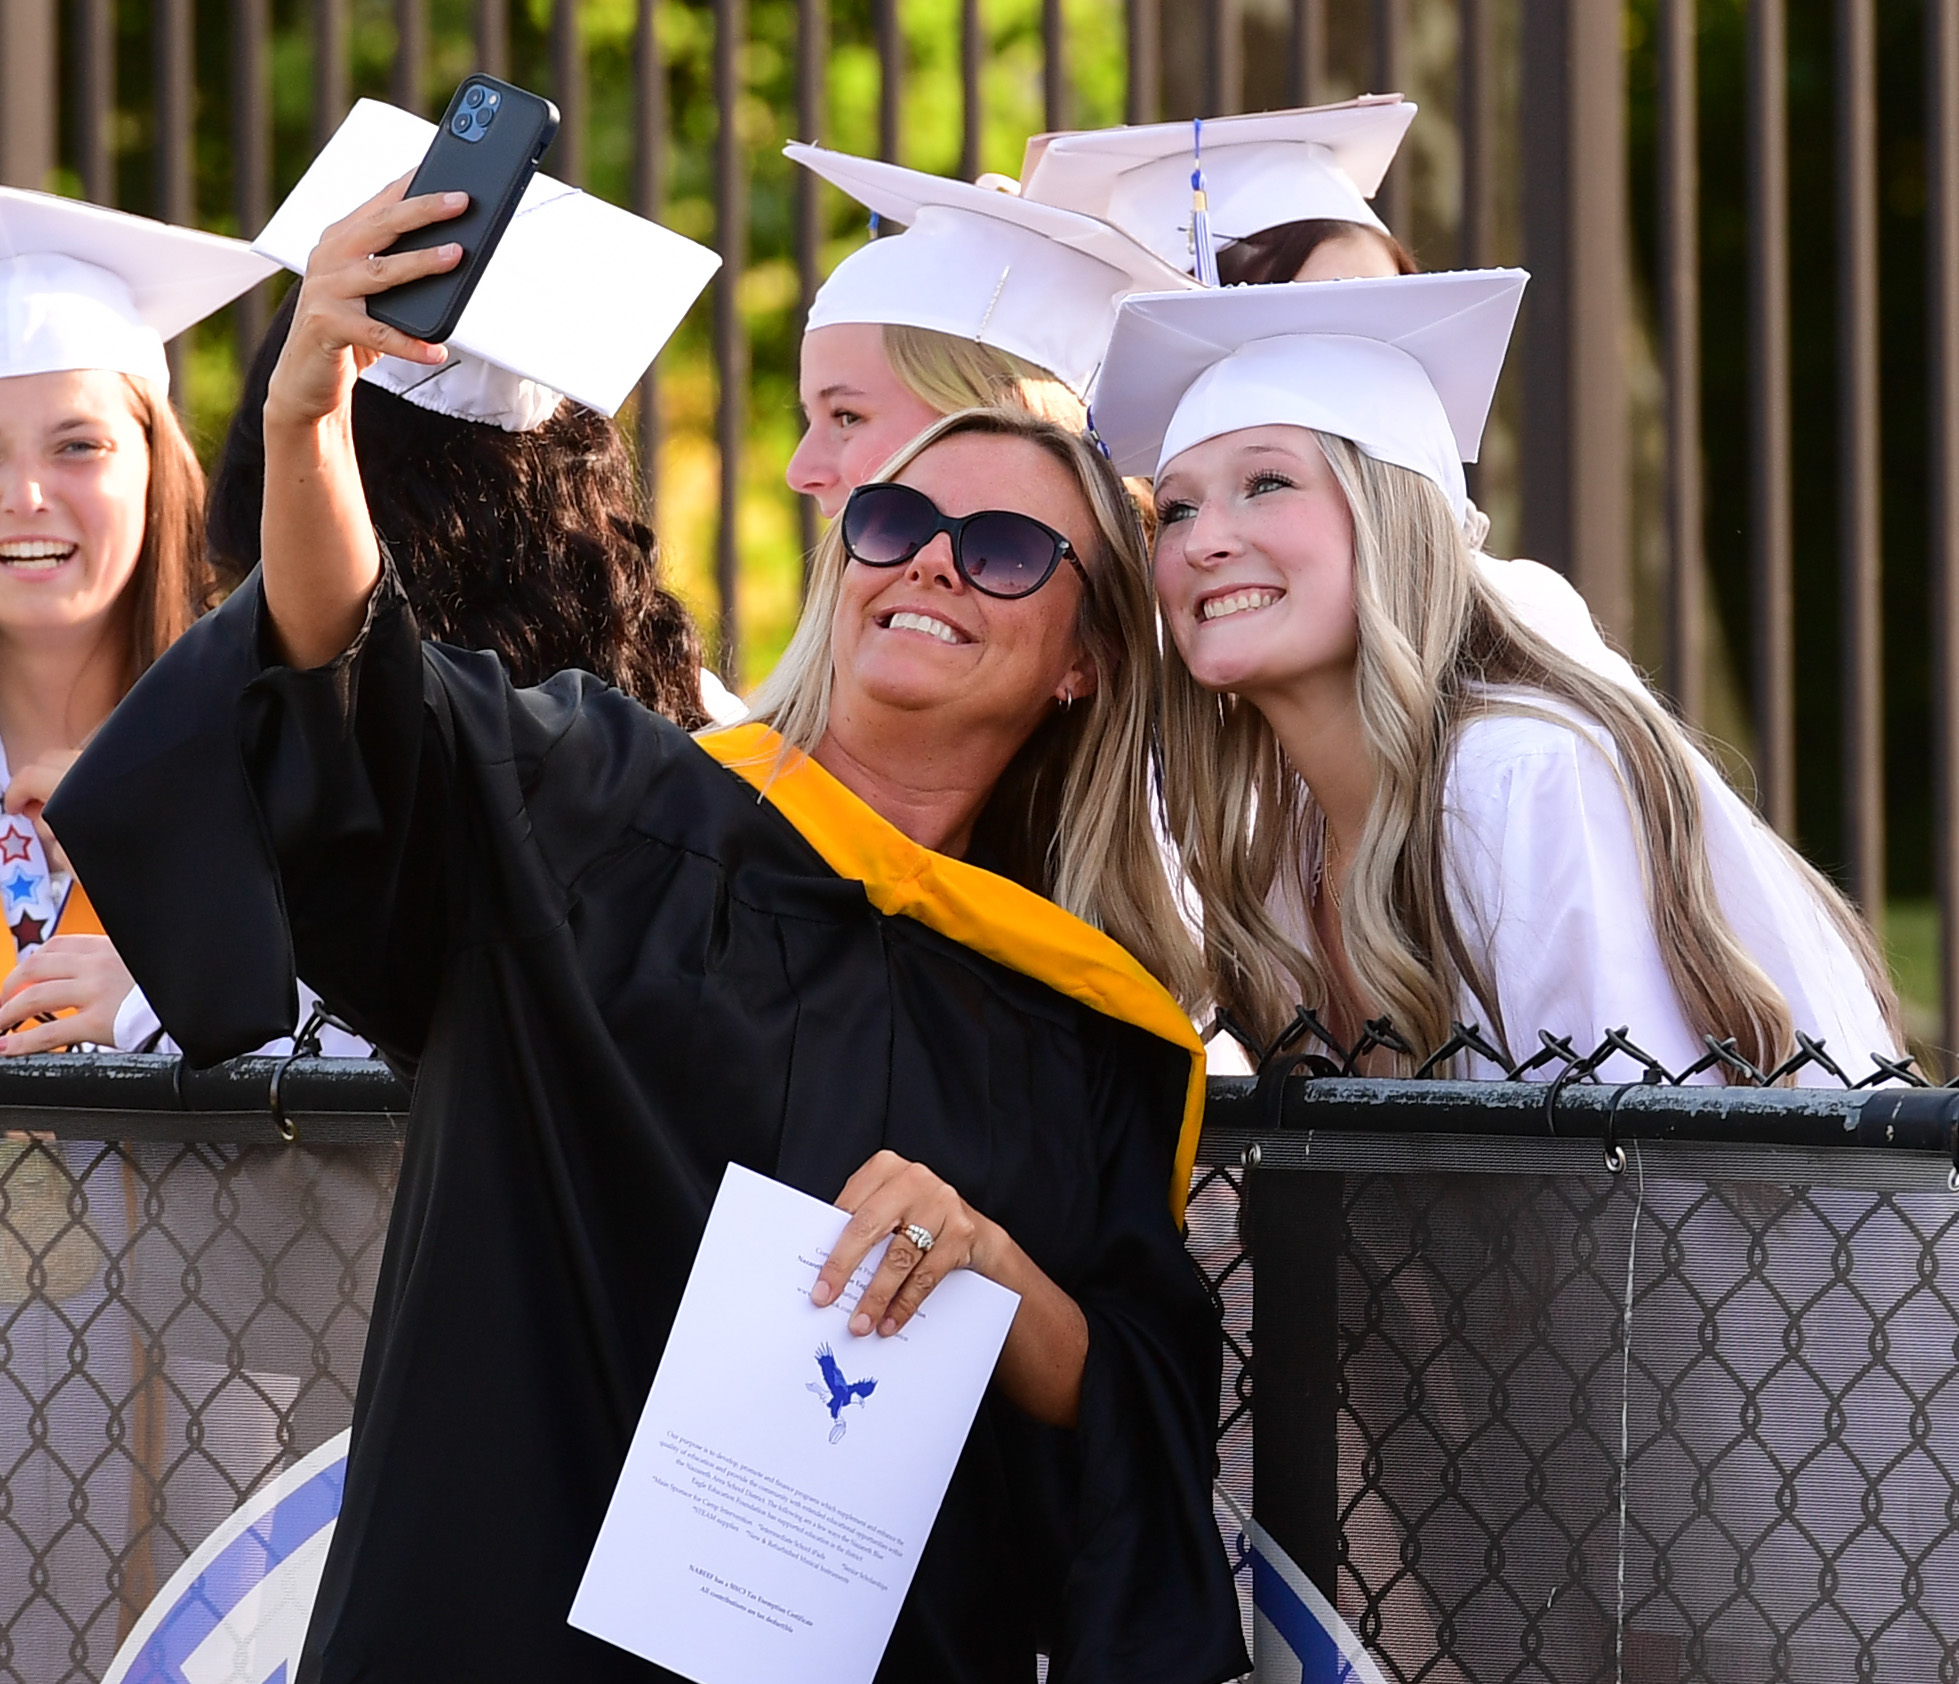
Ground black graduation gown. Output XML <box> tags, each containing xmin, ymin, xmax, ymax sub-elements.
<box><xmin>48</xmin><ymin>568</ymin><xmax>1249</xmax><ymax>1684</ymax></box>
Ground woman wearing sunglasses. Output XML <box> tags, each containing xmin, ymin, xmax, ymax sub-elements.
<box><xmin>48</xmin><ymin>180</ymin><xmax>1245</xmax><ymax>1684</ymax></box>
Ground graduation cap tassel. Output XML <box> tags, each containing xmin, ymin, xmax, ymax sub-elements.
<box><xmin>1189</xmin><ymin>117</ymin><xmax>1221</xmax><ymax>288</ymax></box>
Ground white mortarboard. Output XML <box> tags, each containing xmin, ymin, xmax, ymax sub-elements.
<box><xmin>787</xmin><ymin>142</ymin><xmax>1196</xmax><ymax>397</ymax></box>
<box><xmin>255</xmin><ymin>99</ymin><xmax>721</xmax><ymax>428</ymax></box>
<box><xmin>0</xmin><ymin>189</ymin><xmax>276</xmax><ymax>392</ymax></box>
<box><xmin>1089</xmin><ymin>269</ymin><xmax>1528</xmax><ymax>522</ymax></box>
<box><xmin>1020</xmin><ymin>96</ymin><xmax>1417</xmax><ymax>275</ymax></box>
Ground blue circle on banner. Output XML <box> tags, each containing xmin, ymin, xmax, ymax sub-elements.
<box><xmin>103</xmin><ymin>1431</ymin><xmax>348</xmax><ymax>1684</ymax></box>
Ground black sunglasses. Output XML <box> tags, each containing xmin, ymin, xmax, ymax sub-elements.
<box><xmin>840</xmin><ymin>482</ymin><xmax>1089</xmax><ymax>601</ymax></box>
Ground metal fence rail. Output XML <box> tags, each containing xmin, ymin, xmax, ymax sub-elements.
<box><xmin>3</xmin><ymin>1050</ymin><xmax>1957</xmax><ymax>1680</ymax></box>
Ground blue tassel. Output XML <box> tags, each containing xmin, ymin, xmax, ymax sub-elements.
<box><xmin>1189</xmin><ymin>116</ymin><xmax>1220</xmax><ymax>287</ymax></box>
<box><xmin>868</xmin><ymin>210</ymin><xmax>882</xmax><ymax>238</ymax></box>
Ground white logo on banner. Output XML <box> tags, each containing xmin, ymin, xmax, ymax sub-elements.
<box><xmin>103</xmin><ymin>1431</ymin><xmax>348</xmax><ymax>1684</ymax></box>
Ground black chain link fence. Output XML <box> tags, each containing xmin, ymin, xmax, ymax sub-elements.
<box><xmin>2</xmin><ymin>1028</ymin><xmax>1956</xmax><ymax>1683</ymax></box>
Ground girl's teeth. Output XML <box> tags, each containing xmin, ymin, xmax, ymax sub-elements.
<box><xmin>1203</xmin><ymin>589</ymin><xmax>1280</xmax><ymax>622</ymax></box>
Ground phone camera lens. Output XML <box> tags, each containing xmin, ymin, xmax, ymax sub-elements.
<box><xmin>464</xmin><ymin>86</ymin><xmax>486</xmax><ymax>109</ymax></box>
<box><xmin>452</xmin><ymin>111</ymin><xmax>473</xmax><ymax>136</ymax></box>
<box><xmin>477</xmin><ymin>103</ymin><xmax>495</xmax><ymax>127</ymax></box>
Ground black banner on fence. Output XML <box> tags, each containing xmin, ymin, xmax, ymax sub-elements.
<box><xmin>1233</xmin><ymin>1132</ymin><xmax>1959</xmax><ymax>1683</ymax></box>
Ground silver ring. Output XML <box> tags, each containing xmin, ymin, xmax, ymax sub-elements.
<box><xmin>901</xmin><ymin>1222</ymin><xmax>936</xmax><ymax>1254</ymax></box>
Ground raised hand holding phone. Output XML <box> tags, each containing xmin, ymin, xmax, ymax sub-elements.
<box><xmin>368</xmin><ymin>77</ymin><xmax>559</xmax><ymax>344</ymax></box>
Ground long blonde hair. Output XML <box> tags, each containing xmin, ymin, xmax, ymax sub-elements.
<box><xmin>740</xmin><ymin>406</ymin><xmax>1204</xmax><ymax>1008</ymax></box>
<box><xmin>1161</xmin><ymin>433</ymin><xmax>1902</xmax><ymax>1072</ymax></box>
<box><xmin>881</xmin><ymin>324</ymin><xmax>1086</xmax><ymax>429</ymax></box>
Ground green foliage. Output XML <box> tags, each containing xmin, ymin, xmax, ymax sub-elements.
<box><xmin>69</xmin><ymin>0</ymin><xmax>1129</xmax><ymax>684</ymax></box>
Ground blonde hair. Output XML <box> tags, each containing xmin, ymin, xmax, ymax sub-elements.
<box><xmin>740</xmin><ymin>406</ymin><xmax>1204</xmax><ymax>1008</ymax></box>
<box><xmin>1162</xmin><ymin>433</ymin><xmax>1903</xmax><ymax>1074</ymax></box>
<box><xmin>880</xmin><ymin>324</ymin><xmax>1086</xmax><ymax>430</ymax></box>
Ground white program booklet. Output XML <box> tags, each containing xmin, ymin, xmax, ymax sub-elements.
<box><xmin>569</xmin><ymin>1163</ymin><xmax>1021</xmax><ymax>1684</ymax></box>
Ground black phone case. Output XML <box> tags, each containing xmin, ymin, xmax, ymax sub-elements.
<box><xmin>368</xmin><ymin>77</ymin><xmax>560</xmax><ymax>345</ymax></box>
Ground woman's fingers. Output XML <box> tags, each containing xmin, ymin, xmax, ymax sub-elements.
<box><xmin>812</xmin><ymin>1153</ymin><xmax>977</xmax><ymax>1337</ymax></box>
<box><xmin>812</xmin><ymin>1150</ymin><xmax>909</xmax><ymax>1305</ymax></box>
<box><xmin>266</xmin><ymin>182</ymin><xmax>468</xmax><ymax>426</ymax></box>
<box><xmin>851</xmin><ymin>1194</ymin><xmax>975</xmax><ymax>1337</ymax></box>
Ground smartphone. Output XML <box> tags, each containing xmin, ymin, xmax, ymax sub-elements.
<box><xmin>369</xmin><ymin>77</ymin><xmax>560</xmax><ymax>345</ymax></box>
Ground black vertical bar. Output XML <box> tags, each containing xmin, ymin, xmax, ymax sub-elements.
<box><xmin>552</xmin><ymin>0</ymin><xmax>585</xmax><ymax>187</ymax></box>
<box><xmin>314</xmin><ymin>0</ymin><xmax>348</xmax><ymax>147</ymax></box>
<box><xmin>1246</xmin><ymin>1166</ymin><xmax>1342</xmax><ymax>1601</ymax></box>
<box><xmin>1373</xmin><ymin>0</ymin><xmax>1407</xmax><ymax>233</ymax></box>
<box><xmin>715</xmin><ymin>0</ymin><xmax>747</xmax><ymax>683</ymax></box>
<box><xmin>1126</xmin><ymin>0</ymin><xmax>1159</xmax><ymax>125</ymax></box>
<box><xmin>798</xmin><ymin>0</ymin><xmax>827</xmax><ymax>580</ymax></box>
<box><xmin>1043</xmin><ymin>0</ymin><xmax>1067</xmax><ymax>134</ymax></box>
<box><xmin>1290</xmin><ymin>0</ymin><xmax>1325</xmax><ymax>107</ymax></box>
<box><xmin>635</xmin><ymin>0</ymin><xmax>666</xmax><ymax>513</ymax></box>
<box><xmin>77</xmin><ymin>0</ymin><xmax>114</xmax><ymax>204</ymax></box>
<box><xmin>1748</xmin><ymin>0</ymin><xmax>1794</xmax><ymax>836</ymax></box>
<box><xmin>1518</xmin><ymin>0</ymin><xmax>1630</xmax><ymax>638</ymax></box>
<box><xmin>233</xmin><ymin>0</ymin><xmax>272</xmax><ymax>358</ymax></box>
<box><xmin>1838</xmin><ymin>0</ymin><xmax>1883</xmax><ymax>921</ymax></box>
<box><xmin>476</xmin><ymin>0</ymin><xmax>508</xmax><ymax>79</ymax></box>
<box><xmin>877</xmin><ymin>0</ymin><xmax>901</xmax><ymax>163</ymax></box>
<box><xmin>960</xmin><ymin>0</ymin><xmax>981</xmax><ymax>179</ymax></box>
<box><xmin>157</xmin><ymin>0</ymin><xmax>193</xmax><ymax>399</ymax></box>
<box><xmin>393</xmin><ymin>0</ymin><xmax>427</xmax><ymax>115</ymax></box>
<box><xmin>1459</xmin><ymin>0</ymin><xmax>1494</xmax><ymax>266</ymax></box>
<box><xmin>0</xmin><ymin>0</ymin><xmax>56</xmax><ymax>190</ymax></box>
<box><xmin>1929</xmin><ymin>0</ymin><xmax>1959</xmax><ymax>1064</ymax></box>
<box><xmin>1207</xmin><ymin>0</ymin><xmax>1241</xmax><ymax>116</ymax></box>
<box><xmin>1661</xmin><ymin>0</ymin><xmax>1703</xmax><ymax>725</ymax></box>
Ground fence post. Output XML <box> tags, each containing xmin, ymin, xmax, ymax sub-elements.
<box><xmin>1838</xmin><ymin>0</ymin><xmax>1884</xmax><ymax>923</ymax></box>
<box><xmin>797</xmin><ymin>0</ymin><xmax>828</xmax><ymax>588</ymax></box>
<box><xmin>636</xmin><ymin>0</ymin><xmax>667</xmax><ymax>516</ymax></box>
<box><xmin>1749</xmin><ymin>0</ymin><xmax>1794</xmax><ymax>837</ymax></box>
<box><xmin>1373</xmin><ymin>0</ymin><xmax>1407</xmax><ymax>234</ymax></box>
<box><xmin>157</xmin><ymin>0</ymin><xmax>195</xmax><ymax>401</ymax></box>
<box><xmin>715</xmin><ymin>0</ymin><xmax>747</xmax><ymax>685</ymax></box>
<box><xmin>477</xmin><ymin>0</ymin><xmax>508</xmax><ymax>78</ymax></box>
<box><xmin>314</xmin><ymin>0</ymin><xmax>349</xmax><ymax>148</ymax></box>
<box><xmin>233</xmin><ymin>0</ymin><xmax>273</xmax><ymax>359</ymax></box>
<box><xmin>1517</xmin><ymin>0</ymin><xmax>1630</xmax><ymax>647</ymax></box>
<box><xmin>1660</xmin><ymin>0</ymin><xmax>1704</xmax><ymax>727</ymax></box>
<box><xmin>77</xmin><ymin>0</ymin><xmax>115</xmax><ymax>206</ymax></box>
<box><xmin>1930</xmin><ymin>0</ymin><xmax>1959</xmax><ymax>1069</ymax></box>
<box><xmin>394</xmin><ymin>0</ymin><xmax>428</xmax><ymax>116</ymax></box>
<box><xmin>1246</xmin><ymin>1164</ymin><xmax>1343</xmax><ymax>1601</ymax></box>
<box><xmin>0</xmin><ymin>0</ymin><xmax>53</xmax><ymax>192</ymax></box>
<box><xmin>552</xmin><ymin>0</ymin><xmax>586</xmax><ymax>188</ymax></box>
<box><xmin>1127</xmin><ymin>0</ymin><xmax>1160</xmax><ymax>125</ymax></box>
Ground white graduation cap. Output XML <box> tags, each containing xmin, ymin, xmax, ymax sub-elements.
<box><xmin>788</xmin><ymin>141</ymin><xmax>1197</xmax><ymax>397</ymax></box>
<box><xmin>0</xmin><ymin>189</ymin><xmax>276</xmax><ymax>392</ymax></box>
<box><xmin>255</xmin><ymin>99</ymin><xmax>721</xmax><ymax>428</ymax></box>
<box><xmin>1088</xmin><ymin>269</ymin><xmax>1528</xmax><ymax>522</ymax></box>
<box><xmin>1020</xmin><ymin>96</ymin><xmax>1417</xmax><ymax>275</ymax></box>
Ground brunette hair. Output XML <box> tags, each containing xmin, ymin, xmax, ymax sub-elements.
<box><xmin>208</xmin><ymin>289</ymin><xmax>709</xmax><ymax>727</ymax></box>
<box><xmin>1215</xmin><ymin>219</ymin><xmax>1418</xmax><ymax>287</ymax></box>
<box><xmin>740</xmin><ymin>406</ymin><xmax>1205</xmax><ymax>1008</ymax></box>
<box><xmin>122</xmin><ymin>376</ymin><xmax>213</xmax><ymax>677</ymax></box>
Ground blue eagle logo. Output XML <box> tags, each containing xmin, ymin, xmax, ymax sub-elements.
<box><xmin>806</xmin><ymin>1343</ymin><xmax>877</xmax><ymax>1443</ymax></box>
